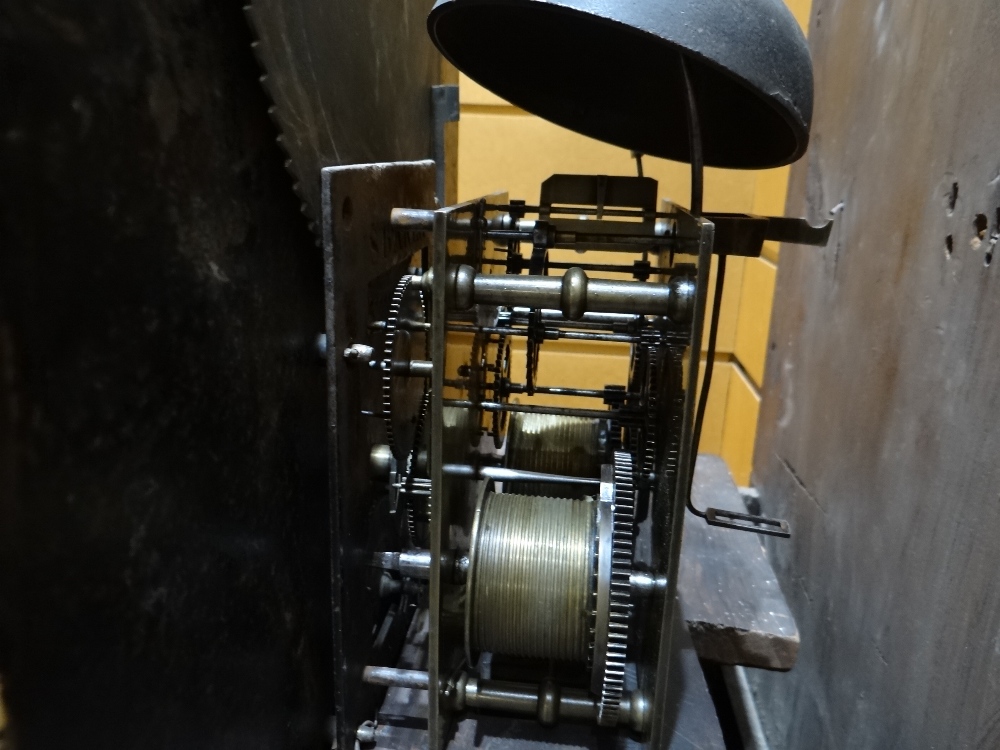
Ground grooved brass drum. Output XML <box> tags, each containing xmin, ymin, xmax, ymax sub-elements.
<box><xmin>504</xmin><ymin>413</ymin><xmax>602</xmax><ymax>498</ymax></box>
<box><xmin>466</xmin><ymin>492</ymin><xmax>597</xmax><ymax>661</ymax></box>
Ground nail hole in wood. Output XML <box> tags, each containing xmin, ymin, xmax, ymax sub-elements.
<box><xmin>975</xmin><ymin>213</ymin><xmax>988</xmax><ymax>240</ymax></box>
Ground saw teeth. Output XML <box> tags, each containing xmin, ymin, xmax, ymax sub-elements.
<box><xmin>250</xmin><ymin>41</ymin><xmax>266</xmax><ymax>68</ymax></box>
<box><xmin>245</xmin><ymin>2</ymin><xmax>316</xmax><ymax>228</ymax></box>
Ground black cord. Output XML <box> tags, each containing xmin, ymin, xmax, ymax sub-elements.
<box><xmin>681</xmin><ymin>57</ymin><xmax>703</xmax><ymax>218</ymax></box>
<box><xmin>632</xmin><ymin>150</ymin><xmax>644</xmax><ymax>178</ymax></box>
<box><xmin>680</xmin><ymin>54</ymin><xmax>722</xmax><ymax>517</ymax></box>
<box><xmin>687</xmin><ymin>256</ymin><xmax>726</xmax><ymax>518</ymax></box>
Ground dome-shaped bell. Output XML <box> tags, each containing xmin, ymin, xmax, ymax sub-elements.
<box><xmin>428</xmin><ymin>0</ymin><xmax>813</xmax><ymax>169</ymax></box>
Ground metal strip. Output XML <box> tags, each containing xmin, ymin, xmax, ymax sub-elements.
<box><xmin>431</xmin><ymin>84</ymin><xmax>460</xmax><ymax>207</ymax></box>
<box><xmin>649</xmin><ymin>212</ymin><xmax>715</xmax><ymax>746</ymax></box>
<box><xmin>428</xmin><ymin>207</ymin><xmax>449</xmax><ymax>750</ymax></box>
<box><xmin>723</xmin><ymin>665</ymin><xmax>772</xmax><ymax>750</ymax></box>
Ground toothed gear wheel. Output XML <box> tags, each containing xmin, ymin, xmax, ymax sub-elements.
<box><xmin>467</xmin><ymin>332</ymin><xmax>488</xmax><ymax>406</ymax></box>
<box><xmin>381</xmin><ymin>275</ymin><xmax>410</xmax><ymax>448</ymax></box>
<box><xmin>403</xmin><ymin>390</ymin><xmax>431</xmax><ymax>546</ymax></box>
<box><xmin>639</xmin><ymin>331</ymin><xmax>661</xmax><ymax>481</ymax></box>
<box><xmin>491</xmin><ymin>335</ymin><xmax>511</xmax><ymax>449</ymax></box>
<box><xmin>598</xmin><ymin>450</ymin><xmax>636</xmax><ymax>726</ymax></box>
<box><xmin>466</xmin><ymin>331</ymin><xmax>510</xmax><ymax>445</ymax></box>
<box><xmin>382</xmin><ymin>275</ymin><xmax>427</xmax><ymax>461</ymax></box>
<box><xmin>625</xmin><ymin>331</ymin><xmax>661</xmax><ymax>480</ymax></box>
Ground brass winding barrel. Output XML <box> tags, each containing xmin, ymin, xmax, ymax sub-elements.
<box><xmin>505</xmin><ymin>413</ymin><xmax>601</xmax><ymax>498</ymax></box>
<box><xmin>467</xmin><ymin>492</ymin><xmax>596</xmax><ymax>661</ymax></box>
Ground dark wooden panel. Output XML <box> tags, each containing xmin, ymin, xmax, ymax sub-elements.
<box><xmin>0</xmin><ymin>1</ymin><xmax>437</xmax><ymax>747</ymax></box>
<box><xmin>747</xmin><ymin>1</ymin><xmax>1000</xmax><ymax>748</ymax></box>
<box><xmin>680</xmin><ymin>455</ymin><xmax>799</xmax><ymax>671</ymax></box>
<box><xmin>0</xmin><ymin>3</ymin><xmax>332</xmax><ymax>746</ymax></box>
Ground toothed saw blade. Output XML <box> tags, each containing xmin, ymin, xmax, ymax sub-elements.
<box><xmin>245</xmin><ymin>0</ymin><xmax>439</xmax><ymax>230</ymax></box>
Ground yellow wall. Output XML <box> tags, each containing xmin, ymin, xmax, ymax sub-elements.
<box><xmin>454</xmin><ymin>0</ymin><xmax>812</xmax><ymax>484</ymax></box>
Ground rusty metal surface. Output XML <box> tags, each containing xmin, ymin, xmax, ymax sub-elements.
<box><xmin>322</xmin><ymin>161</ymin><xmax>436</xmax><ymax>750</ymax></box>
<box><xmin>247</xmin><ymin>0</ymin><xmax>439</xmax><ymax>226</ymax></box>
<box><xmin>748</xmin><ymin>1</ymin><xmax>1000</xmax><ymax>748</ymax></box>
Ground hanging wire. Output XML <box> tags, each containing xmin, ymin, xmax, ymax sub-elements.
<box><xmin>680</xmin><ymin>55</ymin><xmax>726</xmax><ymax>518</ymax></box>
<box><xmin>682</xmin><ymin>57</ymin><xmax>704</xmax><ymax>218</ymax></box>
<box><xmin>631</xmin><ymin>150</ymin><xmax>645</xmax><ymax>178</ymax></box>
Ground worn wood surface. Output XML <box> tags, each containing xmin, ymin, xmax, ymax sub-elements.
<box><xmin>372</xmin><ymin>608</ymin><xmax>726</xmax><ymax>750</ymax></box>
<box><xmin>0</xmin><ymin>3</ymin><xmax>334</xmax><ymax>745</ymax></box>
<box><xmin>748</xmin><ymin>1</ymin><xmax>1000</xmax><ymax>748</ymax></box>
<box><xmin>680</xmin><ymin>455</ymin><xmax>799</xmax><ymax>670</ymax></box>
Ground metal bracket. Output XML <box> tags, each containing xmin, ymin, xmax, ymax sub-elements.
<box><xmin>322</xmin><ymin>160</ymin><xmax>435</xmax><ymax>750</ymax></box>
<box><xmin>704</xmin><ymin>507</ymin><xmax>791</xmax><ymax>538</ymax></box>
<box><xmin>432</xmin><ymin>84</ymin><xmax>460</xmax><ymax>206</ymax></box>
<box><xmin>706</xmin><ymin>212</ymin><xmax>834</xmax><ymax>257</ymax></box>
<box><xmin>763</xmin><ymin>216</ymin><xmax>834</xmax><ymax>246</ymax></box>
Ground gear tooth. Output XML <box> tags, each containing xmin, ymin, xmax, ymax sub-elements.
<box><xmin>250</xmin><ymin>41</ymin><xmax>267</xmax><ymax>69</ymax></box>
<box><xmin>596</xmin><ymin>450</ymin><xmax>635</xmax><ymax>724</ymax></box>
<box><xmin>381</xmin><ymin>275</ymin><xmax>428</xmax><ymax>462</ymax></box>
<box><xmin>246</xmin><ymin>5</ymin><xmax>320</xmax><ymax>229</ymax></box>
